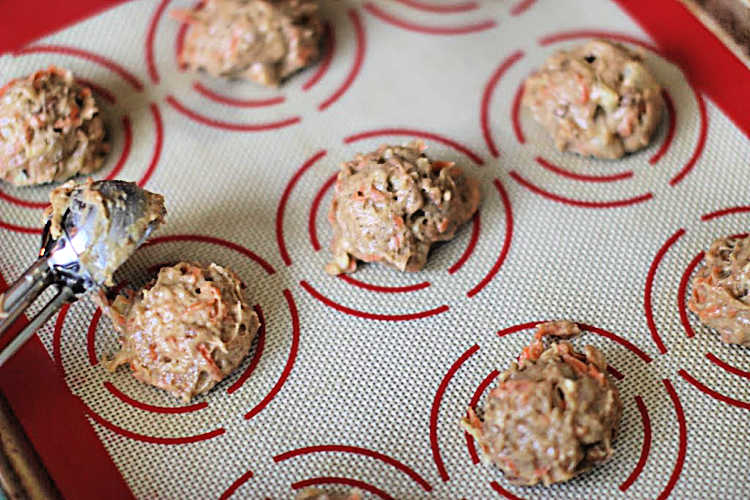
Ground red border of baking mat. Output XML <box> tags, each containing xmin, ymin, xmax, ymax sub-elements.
<box><xmin>0</xmin><ymin>1</ymin><xmax>131</xmax><ymax>56</ymax></box>
<box><xmin>613</xmin><ymin>0</ymin><xmax>750</xmax><ymax>137</ymax></box>
<box><xmin>0</xmin><ymin>272</ymin><xmax>134</xmax><ymax>499</ymax></box>
<box><xmin>0</xmin><ymin>1</ymin><xmax>748</xmax><ymax>499</ymax></box>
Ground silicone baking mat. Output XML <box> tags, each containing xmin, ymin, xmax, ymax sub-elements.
<box><xmin>1</xmin><ymin>0</ymin><xmax>749</xmax><ymax>498</ymax></box>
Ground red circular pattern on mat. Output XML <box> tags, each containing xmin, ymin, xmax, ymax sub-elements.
<box><xmin>464</xmin><ymin>368</ymin><xmax>499</xmax><ymax>465</ymax></box>
<box><xmin>509</xmin><ymin>171</ymin><xmax>654</xmax><ymax>208</ymax></box>
<box><xmin>319</xmin><ymin>10</ymin><xmax>366</xmax><ymax>111</ymax></box>
<box><xmin>658</xmin><ymin>379</ymin><xmax>687</xmax><ymax>500</ymax></box>
<box><xmin>80</xmin><ymin>393</ymin><xmax>226</xmax><ymax>444</ymax></box>
<box><xmin>300</xmin><ymin>280</ymin><xmax>449</xmax><ymax>321</ymax></box>
<box><xmin>309</xmin><ymin>172</ymin><xmax>339</xmax><ymax>252</ymax></box>
<box><xmin>144</xmin><ymin>234</ymin><xmax>276</xmax><ymax>275</ymax></box>
<box><xmin>192</xmin><ymin>81</ymin><xmax>285</xmax><ymax>108</ymax></box>
<box><xmin>645</xmin><ymin>228</ymin><xmax>687</xmax><ymax>354</ymax></box>
<box><xmin>299</xmin><ymin>131</ymin><xmax>508</xmax><ymax>299</ymax></box>
<box><xmin>244</xmin><ymin>289</ymin><xmax>300</xmax><ymax>420</ymax></box>
<box><xmin>291</xmin><ymin>477</ymin><xmax>394</xmax><ymax>500</ymax></box>
<box><xmin>146</xmin><ymin>0</ymin><xmax>173</xmax><ymax>84</ymax></box>
<box><xmin>277</xmin><ymin>150</ymin><xmax>328</xmax><ymax>266</ymax></box>
<box><xmin>701</xmin><ymin>205</ymin><xmax>750</xmax><ymax>221</ymax></box>
<box><xmin>677</xmin><ymin>250</ymin><xmax>705</xmax><ymax>341</ymax></box>
<box><xmin>705</xmin><ymin>353</ymin><xmax>750</xmax><ymax>380</ymax></box>
<box><xmin>148</xmin><ymin>0</ymin><xmax>365</xmax><ymax>125</ymax></box>
<box><xmin>448</xmin><ymin>211</ymin><xmax>481</xmax><ymax>275</ymax></box>
<box><xmin>15</xmin><ymin>44</ymin><xmax>144</xmax><ymax>91</ymax></box>
<box><xmin>165</xmin><ymin>94</ymin><xmax>301</xmax><ymax>131</ymax></box>
<box><xmin>393</xmin><ymin>0</ymin><xmax>479</xmax><ymax>14</ymax></box>
<box><xmin>646</xmin><ymin>206</ymin><xmax>750</xmax><ymax>356</ymax></box>
<box><xmin>466</xmin><ymin>179</ymin><xmax>513</xmax><ymax>297</ymax></box>
<box><xmin>490</xmin><ymin>481</ymin><xmax>524</xmax><ymax>500</ymax></box>
<box><xmin>0</xmin><ymin>51</ymin><xmax>162</xmax><ymax>233</ymax></box>
<box><xmin>284</xmin><ymin>130</ymin><xmax>503</xmax><ymax>310</ymax></box>
<box><xmin>533</xmin><ymin>156</ymin><xmax>633</xmax><ymax>183</ymax></box>
<box><xmin>453</xmin><ymin>327</ymin><xmax>664</xmax><ymax>496</ymax></box>
<box><xmin>51</xmin><ymin>235</ymin><xmax>291</xmax><ymax>440</ymax></box>
<box><xmin>619</xmin><ymin>395</ymin><xmax>652</xmax><ymax>492</ymax></box>
<box><xmin>219</xmin><ymin>469</ymin><xmax>253</xmax><ymax>500</ymax></box>
<box><xmin>52</xmin><ymin>304</ymin><xmax>226</xmax><ymax>444</ymax></box>
<box><xmin>363</xmin><ymin>2</ymin><xmax>495</xmax><ymax>36</ymax></box>
<box><xmin>103</xmin><ymin>382</ymin><xmax>208</xmax><ymax>414</ymax></box>
<box><xmin>649</xmin><ymin>89</ymin><xmax>676</xmax><ymax>165</ymax></box>
<box><xmin>344</xmin><ymin>128</ymin><xmax>485</xmax><ymax>166</ymax></box>
<box><xmin>679</xmin><ymin>369</ymin><xmax>750</xmax><ymax>410</ymax></box>
<box><xmin>486</xmin><ymin>30</ymin><xmax>707</xmax><ymax>208</ymax></box>
<box><xmin>496</xmin><ymin>321</ymin><xmax>652</xmax><ymax>362</ymax></box>
<box><xmin>430</xmin><ymin>343</ymin><xmax>479</xmax><ymax>482</ymax></box>
<box><xmin>509</xmin><ymin>0</ymin><xmax>537</xmax><ymax>16</ymax></box>
<box><xmin>275</xmin><ymin>445</ymin><xmax>432</xmax><ymax>491</ymax></box>
<box><xmin>227</xmin><ymin>305</ymin><xmax>266</xmax><ymax>394</ymax></box>
<box><xmin>482</xmin><ymin>50</ymin><xmax>525</xmax><ymax>158</ymax></box>
<box><xmin>303</xmin><ymin>23</ymin><xmax>335</xmax><ymax>92</ymax></box>
<box><xmin>337</xmin><ymin>273</ymin><xmax>431</xmax><ymax>294</ymax></box>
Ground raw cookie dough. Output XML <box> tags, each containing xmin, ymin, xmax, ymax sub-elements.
<box><xmin>689</xmin><ymin>235</ymin><xmax>750</xmax><ymax>346</ymax></box>
<box><xmin>173</xmin><ymin>0</ymin><xmax>323</xmax><ymax>87</ymax></box>
<box><xmin>295</xmin><ymin>488</ymin><xmax>362</xmax><ymax>500</ymax></box>
<box><xmin>326</xmin><ymin>141</ymin><xmax>480</xmax><ymax>275</ymax></box>
<box><xmin>100</xmin><ymin>262</ymin><xmax>260</xmax><ymax>401</ymax></box>
<box><xmin>522</xmin><ymin>39</ymin><xmax>663</xmax><ymax>159</ymax></box>
<box><xmin>0</xmin><ymin>66</ymin><xmax>108</xmax><ymax>186</ymax></box>
<box><xmin>44</xmin><ymin>179</ymin><xmax>166</xmax><ymax>286</ymax></box>
<box><xmin>462</xmin><ymin>321</ymin><xmax>622</xmax><ymax>486</ymax></box>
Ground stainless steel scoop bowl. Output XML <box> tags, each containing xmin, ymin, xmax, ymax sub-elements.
<box><xmin>0</xmin><ymin>180</ymin><xmax>165</xmax><ymax>366</ymax></box>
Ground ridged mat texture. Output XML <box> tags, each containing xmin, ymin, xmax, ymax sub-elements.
<box><xmin>0</xmin><ymin>0</ymin><xmax>749</xmax><ymax>498</ymax></box>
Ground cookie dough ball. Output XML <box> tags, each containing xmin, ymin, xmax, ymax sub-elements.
<box><xmin>295</xmin><ymin>488</ymin><xmax>362</xmax><ymax>500</ymax></box>
<box><xmin>522</xmin><ymin>39</ymin><xmax>663</xmax><ymax>159</ymax></box>
<box><xmin>689</xmin><ymin>235</ymin><xmax>750</xmax><ymax>346</ymax></box>
<box><xmin>101</xmin><ymin>262</ymin><xmax>260</xmax><ymax>401</ymax></box>
<box><xmin>326</xmin><ymin>141</ymin><xmax>480</xmax><ymax>275</ymax></box>
<box><xmin>0</xmin><ymin>66</ymin><xmax>108</xmax><ymax>186</ymax></box>
<box><xmin>173</xmin><ymin>0</ymin><xmax>323</xmax><ymax>87</ymax></box>
<box><xmin>462</xmin><ymin>321</ymin><xmax>622</xmax><ymax>486</ymax></box>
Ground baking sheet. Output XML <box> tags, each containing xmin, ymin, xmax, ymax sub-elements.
<box><xmin>1</xmin><ymin>0</ymin><xmax>750</xmax><ymax>498</ymax></box>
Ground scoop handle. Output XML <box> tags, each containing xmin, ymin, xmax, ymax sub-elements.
<box><xmin>0</xmin><ymin>258</ymin><xmax>53</xmax><ymax>336</ymax></box>
<box><xmin>0</xmin><ymin>284</ymin><xmax>74</xmax><ymax>367</ymax></box>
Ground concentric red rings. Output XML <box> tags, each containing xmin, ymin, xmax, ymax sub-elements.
<box><xmin>53</xmin><ymin>303</ymin><xmax>226</xmax><ymax>444</ymax></box>
<box><xmin>0</xmin><ymin>48</ymin><xmax>162</xmax><ymax>234</ymax></box>
<box><xmin>483</xmin><ymin>30</ymin><xmax>708</xmax><ymax>209</ymax></box>
<box><xmin>363</xmin><ymin>2</ymin><xmax>496</xmax><ymax>36</ymax></box>
<box><xmin>299</xmin><ymin>280</ymin><xmax>449</xmax><ymax>321</ymax></box>
<box><xmin>645</xmin><ymin>207</ymin><xmax>750</xmax><ymax>355</ymax></box>
<box><xmin>147</xmin><ymin>1</ymin><xmax>366</xmax><ymax>125</ymax></box>
<box><xmin>292</xmin><ymin>477</ymin><xmax>394</xmax><ymax>500</ymax></box>
<box><xmin>51</xmin><ymin>234</ymin><xmax>296</xmax><ymax>442</ymax></box>
<box><xmin>291</xmin><ymin>129</ymin><xmax>510</xmax><ymax>299</ymax></box>
<box><xmin>275</xmin><ymin>445</ymin><xmax>432</xmax><ymax>492</ymax></box>
<box><xmin>446</xmin><ymin>326</ymin><xmax>675</xmax><ymax>497</ymax></box>
<box><xmin>393</xmin><ymin>0</ymin><xmax>479</xmax><ymax>14</ymax></box>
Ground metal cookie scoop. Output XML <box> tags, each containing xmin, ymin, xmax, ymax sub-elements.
<box><xmin>0</xmin><ymin>180</ymin><xmax>166</xmax><ymax>366</ymax></box>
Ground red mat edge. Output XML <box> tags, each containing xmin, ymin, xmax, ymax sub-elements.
<box><xmin>0</xmin><ymin>272</ymin><xmax>134</xmax><ymax>500</ymax></box>
<box><xmin>613</xmin><ymin>0</ymin><xmax>750</xmax><ymax>138</ymax></box>
<box><xmin>0</xmin><ymin>1</ymin><xmax>131</xmax><ymax>56</ymax></box>
<box><xmin>0</xmin><ymin>1</ymin><xmax>748</xmax><ymax>499</ymax></box>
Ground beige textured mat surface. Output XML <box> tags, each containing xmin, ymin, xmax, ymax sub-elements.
<box><xmin>1</xmin><ymin>0</ymin><xmax>749</xmax><ymax>498</ymax></box>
